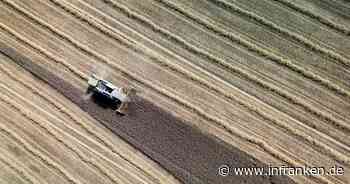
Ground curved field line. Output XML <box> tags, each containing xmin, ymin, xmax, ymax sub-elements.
<box><xmin>208</xmin><ymin>0</ymin><xmax>350</xmax><ymax>65</ymax></box>
<box><xmin>91</xmin><ymin>0</ymin><xmax>350</xmax><ymax>135</ymax></box>
<box><xmin>3</xmin><ymin>0</ymin><xmax>350</xmax><ymax>168</ymax></box>
<box><xmin>0</xmin><ymin>62</ymin><xmax>160</xmax><ymax>183</ymax></box>
<box><xmin>0</xmin><ymin>151</ymin><xmax>38</xmax><ymax>184</ymax></box>
<box><xmin>0</xmin><ymin>108</ymin><xmax>82</xmax><ymax>184</ymax></box>
<box><xmin>270</xmin><ymin>0</ymin><xmax>350</xmax><ymax>35</ymax></box>
<box><xmin>155</xmin><ymin>0</ymin><xmax>350</xmax><ymax>97</ymax></box>
<box><xmin>55</xmin><ymin>0</ymin><xmax>350</xmax><ymax>163</ymax></box>
<box><xmin>0</xmin><ymin>3</ymin><xmax>340</xmax><ymax>184</ymax></box>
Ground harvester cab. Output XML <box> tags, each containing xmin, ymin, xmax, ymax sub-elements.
<box><xmin>87</xmin><ymin>74</ymin><xmax>134</xmax><ymax>115</ymax></box>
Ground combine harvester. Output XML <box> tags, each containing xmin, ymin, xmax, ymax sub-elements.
<box><xmin>86</xmin><ymin>73</ymin><xmax>135</xmax><ymax>115</ymax></box>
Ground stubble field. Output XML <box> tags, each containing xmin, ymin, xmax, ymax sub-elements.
<box><xmin>0</xmin><ymin>0</ymin><xmax>349</xmax><ymax>183</ymax></box>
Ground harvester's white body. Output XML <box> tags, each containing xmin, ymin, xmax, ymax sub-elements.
<box><xmin>87</xmin><ymin>74</ymin><xmax>130</xmax><ymax>114</ymax></box>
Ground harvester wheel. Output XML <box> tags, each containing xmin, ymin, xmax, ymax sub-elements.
<box><xmin>86</xmin><ymin>86</ymin><xmax>93</xmax><ymax>94</ymax></box>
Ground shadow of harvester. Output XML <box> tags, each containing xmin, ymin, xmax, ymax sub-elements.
<box><xmin>90</xmin><ymin>92</ymin><xmax>120</xmax><ymax>109</ymax></box>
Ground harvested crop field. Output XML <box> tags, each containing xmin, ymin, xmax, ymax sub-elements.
<box><xmin>0</xmin><ymin>0</ymin><xmax>349</xmax><ymax>184</ymax></box>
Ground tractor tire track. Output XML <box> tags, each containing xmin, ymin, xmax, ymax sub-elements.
<box><xmin>269</xmin><ymin>0</ymin><xmax>350</xmax><ymax>35</ymax></box>
<box><xmin>50</xmin><ymin>0</ymin><xmax>350</xmax><ymax>165</ymax></box>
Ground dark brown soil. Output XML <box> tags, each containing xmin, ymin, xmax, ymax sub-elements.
<box><xmin>0</xmin><ymin>43</ymin><xmax>296</xmax><ymax>184</ymax></box>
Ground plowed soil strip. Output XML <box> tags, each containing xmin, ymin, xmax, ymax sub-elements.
<box><xmin>0</xmin><ymin>44</ymin><xmax>296</xmax><ymax>184</ymax></box>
